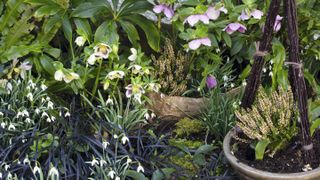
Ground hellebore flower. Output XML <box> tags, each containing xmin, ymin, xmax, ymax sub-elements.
<box><xmin>153</xmin><ymin>4</ymin><xmax>174</xmax><ymax>19</ymax></box>
<box><xmin>273</xmin><ymin>15</ymin><xmax>283</xmax><ymax>32</ymax></box>
<box><xmin>185</xmin><ymin>14</ymin><xmax>209</xmax><ymax>26</ymax></box>
<box><xmin>188</xmin><ymin>37</ymin><xmax>211</xmax><ymax>50</ymax></box>
<box><xmin>87</xmin><ymin>43</ymin><xmax>112</xmax><ymax>65</ymax></box>
<box><xmin>223</xmin><ymin>22</ymin><xmax>247</xmax><ymax>34</ymax></box>
<box><xmin>128</xmin><ymin>48</ymin><xmax>137</xmax><ymax>61</ymax></box>
<box><xmin>107</xmin><ymin>70</ymin><xmax>125</xmax><ymax>80</ymax></box>
<box><xmin>239</xmin><ymin>9</ymin><xmax>263</xmax><ymax>21</ymax></box>
<box><xmin>75</xmin><ymin>36</ymin><xmax>86</xmax><ymax>46</ymax></box>
<box><xmin>251</xmin><ymin>9</ymin><xmax>264</xmax><ymax>19</ymax></box>
<box><xmin>206</xmin><ymin>75</ymin><xmax>217</xmax><ymax>89</ymax></box>
<box><xmin>54</xmin><ymin>70</ymin><xmax>65</xmax><ymax>81</ymax></box>
<box><xmin>63</xmin><ymin>72</ymin><xmax>79</xmax><ymax>83</ymax></box>
<box><xmin>206</xmin><ymin>6</ymin><xmax>228</xmax><ymax>20</ymax></box>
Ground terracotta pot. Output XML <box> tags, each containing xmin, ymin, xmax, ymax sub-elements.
<box><xmin>223</xmin><ymin>129</ymin><xmax>320</xmax><ymax>180</ymax></box>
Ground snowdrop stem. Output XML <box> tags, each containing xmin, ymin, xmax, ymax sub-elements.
<box><xmin>91</xmin><ymin>59</ymin><xmax>103</xmax><ymax>100</ymax></box>
<box><xmin>70</xmin><ymin>41</ymin><xmax>75</xmax><ymax>63</ymax></box>
<box><xmin>157</xmin><ymin>15</ymin><xmax>161</xmax><ymax>30</ymax></box>
<box><xmin>188</xmin><ymin>51</ymin><xmax>196</xmax><ymax>74</ymax></box>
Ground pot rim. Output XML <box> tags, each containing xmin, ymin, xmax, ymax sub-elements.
<box><xmin>223</xmin><ymin>128</ymin><xmax>320</xmax><ymax>179</ymax></box>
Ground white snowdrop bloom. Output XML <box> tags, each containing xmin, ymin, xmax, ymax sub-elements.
<box><xmin>48</xmin><ymin>166</ymin><xmax>59</xmax><ymax>179</ymax></box>
<box><xmin>270</xmin><ymin>60</ymin><xmax>274</xmax><ymax>64</ymax></box>
<box><xmin>121</xmin><ymin>136</ymin><xmax>129</xmax><ymax>145</ymax></box>
<box><xmin>46</xmin><ymin>117</ymin><xmax>52</xmax><ymax>123</ymax></box>
<box><xmin>106</xmin><ymin>96</ymin><xmax>114</xmax><ymax>105</ymax></box>
<box><xmin>42</xmin><ymin>112</ymin><xmax>49</xmax><ymax>118</ymax></box>
<box><xmin>242</xmin><ymin>81</ymin><xmax>247</xmax><ymax>86</ymax></box>
<box><xmin>0</xmin><ymin>112</ymin><xmax>3</xmax><ymax>116</ymax></box>
<box><xmin>28</xmin><ymin>80</ymin><xmax>36</xmax><ymax>89</ymax></box>
<box><xmin>88</xmin><ymin>157</ymin><xmax>99</xmax><ymax>166</ymax></box>
<box><xmin>27</xmin><ymin>92</ymin><xmax>33</xmax><ymax>102</ymax></box>
<box><xmin>144</xmin><ymin>112</ymin><xmax>150</xmax><ymax>120</ymax></box>
<box><xmin>1</xmin><ymin>122</ymin><xmax>6</xmax><ymax>128</ymax></box>
<box><xmin>128</xmin><ymin>48</ymin><xmax>138</xmax><ymax>61</ymax></box>
<box><xmin>6</xmin><ymin>82</ymin><xmax>13</xmax><ymax>92</ymax></box>
<box><xmin>4</xmin><ymin>164</ymin><xmax>10</xmax><ymax>171</ymax></box>
<box><xmin>108</xmin><ymin>170</ymin><xmax>116</xmax><ymax>179</ymax></box>
<box><xmin>51</xmin><ymin>116</ymin><xmax>56</xmax><ymax>122</ymax></box>
<box><xmin>269</xmin><ymin>72</ymin><xmax>273</xmax><ymax>77</ymax></box>
<box><xmin>41</xmin><ymin>97</ymin><xmax>46</xmax><ymax>103</ymax></box>
<box><xmin>7</xmin><ymin>172</ymin><xmax>12</xmax><ymax>179</ymax></box>
<box><xmin>35</xmin><ymin>108</ymin><xmax>40</xmax><ymax>114</ymax></box>
<box><xmin>48</xmin><ymin>101</ymin><xmax>54</xmax><ymax>109</ymax></box>
<box><xmin>151</xmin><ymin>112</ymin><xmax>156</xmax><ymax>118</ymax></box>
<box><xmin>41</xmin><ymin>84</ymin><xmax>47</xmax><ymax>91</ymax></box>
<box><xmin>137</xmin><ymin>163</ymin><xmax>144</xmax><ymax>173</ymax></box>
<box><xmin>102</xmin><ymin>141</ymin><xmax>110</xmax><ymax>149</ymax></box>
<box><xmin>75</xmin><ymin>36</ymin><xmax>86</xmax><ymax>46</ymax></box>
<box><xmin>100</xmin><ymin>159</ymin><xmax>107</xmax><ymax>166</ymax></box>
<box><xmin>46</xmin><ymin>97</ymin><xmax>51</xmax><ymax>101</ymax></box>
<box><xmin>113</xmin><ymin>134</ymin><xmax>119</xmax><ymax>139</ymax></box>
<box><xmin>313</xmin><ymin>33</ymin><xmax>320</xmax><ymax>40</ymax></box>
<box><xmin>0</xmin><ymin>172</ymin><xmax>2</xmax><ymax>178</ymax></box>
<box><xmin>269</xmin><ymin>65</ymin><xmax>272</xmax><ymax>70</ymax></box>
<box><xmin>65</xmin><ymin>112</ymin><xmax>71</xmax><ymax>117</ymax></box>
<box><xmin>22</xmin><ymin>110</ymin><xmax>29</xmax><ymax>117</ymax></box>
<box><xmin>216</xmin><ymin>48</ymin><xmax>220</xmax><ymax>53</ymax></box>
<box><xmin>223</xmin><ymin>75</ymin><xmax>229</xmax><ymax>81</ymax></box>
<box><xmin>54</xmin><ymin>70</ymin><xmax>65</xmax><ymax>81</ymax></box>
<box><xmin>107</xmin><ymin>70</ymin><xmax>125</xmax><ymax>80</ymax></box>
<box><xmin>117</xmin><ymin>115</ymin><xmax>123</xmax><ymax>119</ymax></box>
<box><xmin>25</xmin><ymin>118</ymin><xmax>31</xmax><ymax>123</ymax></box>
<box><xmin>33</xmin><ymin>165</ymin><xmax>42</xmax><ymax>175</ymax></box>
<box><xmin>115</xmin><ymin>176</ymin><xmax>120</xmax><ymax>180</ymax></box>
<box><xmin>197</xmin><ymin>87</ymin><xmax>201</xmax><ymax>91</ymax></box>
<box><xmin>23</xmin><ymin>157</ymin><xmax>30</xmax><ymax>165</ymax></box>
<box><xmin>17</xmin><ymin>111</ymin><xmax>24</xmax><ymax>118</ymax></box>
<box><xmin>262</xmin><ymin>68</ymin><xmax>267</xmax><ymax>73</ymax></box>
<box><xmin>302</xmin><ymin>164</ymin><xmax>312</xmax><ymax>172</ymax></box>
<box><xmin>230</xmin><ymin>83</ymin><xmax>235</xmax><ymax>88</ymax></box>
<box><xmin>22</xmin><ymin>139</ymin><xmax>27</xmax><ymax>143</ymax></box>
<box><xmin>126</xmin><ymin>158</ymin><xmax>132</xmax><ymax>164</ymax></box>
<box><xmin>8</xmin><ymin>124</ymin><xmax>16</xmax><ymax>131</ymax></box>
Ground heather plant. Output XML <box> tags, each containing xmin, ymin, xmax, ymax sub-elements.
<box><xmin>235</xmin><ymin>87</ymin><xmax>298</xmax><ymax>160</ymax></box>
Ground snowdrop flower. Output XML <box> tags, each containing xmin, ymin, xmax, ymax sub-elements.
<box><xmin>206</xmin><ymin>75</ymin><xmax>217</xmax><ymax>89</ymax></box>
<box><xmin>25</xmin><ymin>118</ymin><xmax>31</xmax><ymax>123</ymax></box>
<box><xmin>107</xmin><ymin>70</ymin><xmax>125</xmax><ymax>80</ymax></box>
<box><xmin>27</xmin><ymin>92</ymin><xmax>33</xmax><ymax>102</ymax></box>
<box><xmin>153</xmin><ymin>4</ymin><xmax>174</xmax><ymax>19</ymax></box>
<box><xmin>115</xmin><ymin>176</ymin><xmax>120</xmax><ymax>180</ymax></box>
<box><xmin>262</xmin><ymin>68</ymin><xmax>267</xmax><ymax>73</ymax></box>
<box><xmin>113</xmin><ymin>134</ymin><xmax>119</xmax><ymax>139</ymax></box>
<box><xmin>4</xmin><ymin>164</ymin><xmax>10</xmax><ymax>171</ymax></box>
<box><xmin>151</xmin><ymin>112</ymin><xmax>156</xmax><ymax>119</ymax></box>
<box><xmin>75</xmin><ymin>36</ymin><xmax>86</xmax><ymax>46</ymax></box>
<box><xmin>1</xmin><ymin>122</ymin><xmax>5</xmax><ymax>128</ymax></box>
<box><xmin>0</xmin><ymin>112</ymin><xmax>3</xmax><ymax>116</ymax></box>
<box><xmin>144</xmin><ymin>112</ymin><xmax>150</xmax><ymax>120</ymax></box>
<box><xmin>54</xmin><ymin>70</ymin><xmax>65</xmax><ymax>81</ymax></box>
<box><xmin>273</xmin><ymin>15</ymin><xmax>283</xmax><ymax>32</ymax></box>
<box><xmin>41</xmin><ymin>84</ymin><xmax>47</xmax><ymax>91</ymax></box>
<box><xmin>128</xmin><ymin>48</ymin><xmax>138</xmax><ymax>61</ymax></box>
<box><xmin>42</xmin><ymin>112</ymin><xmax>49</xmax><ymax>118</ymax></box>
<box><xmin>188</xmin><ymin>37</ymin><xmax>211</xmax><ymax>50</ymax></box>
<box><xmin>6</xmin><ymin>82</ymin><xmax>13</xmax><ymax>92</ymax></box>
<box><xmin>48</xmin><ymin>166</ymin><xmax>59</xmax><ymax>179</ymax></box>
<box><xmin>65</xmin><ymin>112</ymin><xmax>71</xmax><ymax>117</ymax></box>
<box><xmin>63</xmin><ymin>72</ymin><xmax>79</xmax><ymax>83</ymax></box>
<box><xmin>121</xmin><ymin>135</ymin><xmax>129</xmax><ymax>145</ymax></box>
<box><xmin>33</xmin><ymin>164</ymin><xmax>42</xmax><ymax>175</ymax></box>
<box><xmin>223</xmin><ymin>75</ymin><xmax>229</xmax><ymax>81</ymax></box>
<box><xmin>17</xmin><ymin>111</ymin><xmax>24</xmax><ymax>118</ymax></box>
<box><xmin>206</xmin><ymin>6</ymin><xmax>228</xmax><ymax>20</ymax></box>
<box><xmin>51</xmin><ymin>116</ymin><xmax>56</xmax><ymax>122</ymax></box>
<box><xmin>313</xmin><ymin>33</ymin><xmax>320</xmax><ymax>40</ymax></box>
<box><xmin>126</xmin><ymin>158</ymin><xmax>132</xmax><ymax>164</ymax></box>
<box><xmin>0</xmin><ymin>172</ymin><xmax>2</xmax><ymax>178</ymax></box>
<box><xmin>242</xmin><ymin>81</ymin><xmax>247</xmax><ymax>86</ymax></box>
<box><xmin>89</xmin><ymin>157</ymin><xmax>99</xmax><ymax>166</ymax></box>
<box><xmin>230</xmin><ymin>83</ymin><xmax>235</xmax><ymax>88</ymax></box>
<box><xmin>46</xmin><ymin>116</ymin><xmax>52</xmax><ymax>123</ymax></box>
<box><xmin>137</xmin><ymin>163</ymin><xmax>144</xmax><ymax>173</ymax></box>
<box><xmin>269</xmin><ymin>72</ymin><xmax>273</xmax><ymax>77</ymax></box>
<box><xmin>108</xmin><ymin>170</ymin><xmax>116</xmax><ymax>179</ymax></box>
<box><xmin>302</xmin><ymin>164</ymin><xmax>312</xmax><ymax>172</ymax></box>
<box><xmin>185</xmin><ymin>14</ymin><xmax>209</xmax><ymax>26</ymax></box>
<box><xmin>106</xmin><ymin>96</ymin><xmax>114</xmax><ymax>105</ymax></box>
<box><xmin>102</xmin><ymin>141</ymin><xmax>110</xmax><ymax>149</ymax></box>
<box><xmin>223</xmin><ymin>22</ymin><xmax>247</xmax><ymax>34</ymax></box>
<box><xmin>48</xmin><ymin>101</ymin><xmax>54</xmax><ymax>109</ymax></box>
<box><xmin>23</xmin><ymin>157</ymin><xmax>30</xmax><ymax>165</ymax></box>
<box><xmin>19</xmin><ymin>61</ymin><xmax>33</xmax><ymax>79</ymax></box>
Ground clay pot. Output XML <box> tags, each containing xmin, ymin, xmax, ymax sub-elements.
<box><xmin>223</xmin><ymin>129</ymin><xmax>320</xmax><ymax>180</ymax></box>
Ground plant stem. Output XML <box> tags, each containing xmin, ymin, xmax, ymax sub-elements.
<box><xmin>91</xmin><ymin>59</ymin><xmax>103</xmax><ymax>100</ymax></box>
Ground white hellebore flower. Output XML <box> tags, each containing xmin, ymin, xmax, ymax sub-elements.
<box><xmin>63</xmin><ymin>72</ymin><xmax>79</xmax><ymax>83</ymax></box>
<box><xmin>129</xmin><ymin>65</ymin><xmax>143</xmax><ymax>75</ymax></box>
<box><xmin>54</xmin><ymin>70</ymin><xmax>65</xmax><ymax>81</ymax></box>
<box><xmin>107</xmin><ymin>70</ymin><xmax>125</xmax><ymax>80</ymax></box>
<box><xmin>108</xmin><ymin>170</ymin><xmax>116</xmax><ymax>179</ymax></box>
<box><xmin>128</xmin><ymin>48</ymin><xmax>138</xmax><ymax>61</ymax></box>
<box><xmin>137</xmin><ymin>163</ymin><xmax>144</xmax><ymax>173</ymax></box>
<box><xmin>75</xmin><ymin>36</ymin><xmax>86</xmax><ymax>46</ymax></box>
<box><xmin>121</xmin><ymin>135</ymin><xmax>129</xmax><ymax>145</ymax></box>
<box><xmin>87</xmin><ymin>43</ymin><xmax>112</xmax><ymax>65</ymax></box>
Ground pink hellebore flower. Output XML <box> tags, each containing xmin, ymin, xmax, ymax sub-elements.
<box><xmin>153</xmin><ymin>4</ymin><xmax>174</xmax><ymax>19</ymax></box>
<box><xmin>223</xmin><ymin>22</ymin><xmax>247</xmax><ymax>34</ymax></box>
<box><xmin>206</xmin><ymin>75</ymin><xmax>217</xmax><ymax>89</ymax></box>
<box><xmin>273</xmin><ymin>15</ymin><xmax>283</xmax><ymax>32</ymax></box>
<box><xmin>239</xmin><ymin>9</ymin><xmax>264</xmax><ymax>21</ymax></box>
<box><xmin>186</xmin><ymin>14</ymin><xmax>209</xmax><ymax>27</ymax></box>
<box><xmin>188</xmin><ymin>37</ymin><xmax>211</xmax><ymax>50</ymax></box>
<box><xmin>206</xmin><ymin>6</ymin><xmax>228</xmax><ymax>20</ymax></box>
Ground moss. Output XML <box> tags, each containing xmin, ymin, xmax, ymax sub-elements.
<box><xmin>174</xmin><ymin>118</ymin><xmax>205</xmax><ymax>137</ymax></box>
<box><xmin>169</xmin><ymin>154</ymin><xmax>199</xmax><ymax>176</ymax></box>
<box><xmin>169</xmin><ymin>138</ymin><xmax>203</xmax><ymax>149</ymax></box>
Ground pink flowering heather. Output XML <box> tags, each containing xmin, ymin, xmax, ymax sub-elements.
<box><xmin>153</xmin><ymin>4</ymin><xmax>174</xmax><ymax>19</ymax></box>
<box><xmin>223</xmin><ymin>22</ymin><xmax>247</xmax><ymax>34</ymax></box>
<box><xmin>188</xmin><ymin>37</ymin><xmax>211</xmax><ymax>50</ymax></box>
<box><xmin>206</xmin><ymin>75</ymin><xmax>217</xmax><ymax>89</ymax></box>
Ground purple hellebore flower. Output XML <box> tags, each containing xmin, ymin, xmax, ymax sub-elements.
<box><xmin>251</xmin><ymin>9</ymin><xmax>264</xmax><ymax>19</ymax></box>
<box><xmin>153</xmin><ymin>4</ymin><xmax>174</xmax><ymax>19</ymax></box>
<box><xmin>125</xmin><ymin>84</ymin><xmax>133</xmax><ymax>98</ymax></box>
<box><xmin>273</xmin><ymin>15</ymin><xmax>283</xmax><ymax>32</ymax></box>
<box><xmin>185</xmin><ymin>14</ymin><xmax>210</xmax><ymax>26</ymax></box>
<box><xmin>223</xmin><ymin>22</ymin><xmax>247</xmax><ymax>34</ymax></box>
<box><xmin>206</xmin><ymin>6</ymin><xmax>228</xmax><ymax>20</ymax></box>
<box><xmin>188</xmin><ymin>37</ymin><xmax>211</xmax><ymax>50</ymax></box>
<box><xmin>206</xmin><ymin>75</ymin><xmax>217</xmax><ymax>89</ymax></box>
<box><xmin>239</xmin><ymin>10</ymin><xmax>250</xmax><ymax>21</ymax></box>
<box><xmin>239</xmin><ymin>9</ymin><xmax>263</xmax><ymax>21</ymax></box>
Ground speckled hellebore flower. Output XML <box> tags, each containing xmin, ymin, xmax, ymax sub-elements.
<box><xmin>206</xmin><ymin>75</ymin><xmax>217</xmax><ymax>89</ymax></box>
<box><xmin>223</xmin><ymin>22</ymin><xmax>247</xmax><ymax>34</ymax></box>
<box><xmin>87</xmin><ymin>43</ymin><xmax>112</xmax><ymax>65</ymax></box>
<box><xmin>188</xmin><ymin>37</ymin><xmax>211</xmax><ymax>50</ymax></box>
<box><xmin>153</xmin><ymin>4</ymin><xmax>174</xmax><ymax>19</ymax></box>
<box><xmin>273</xmin><ymin>15</ymin><xmax>283</xmax><ymax>32</ymax></box>
<box><xmin>107</xmin><ymin>70</ymin><xmax>125</xmax><ymax>80</ymax></box>
<box><xmin>206</xmin><ymin>6</ymin><xmax>228</xmax><ymax>20</ymax></box>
